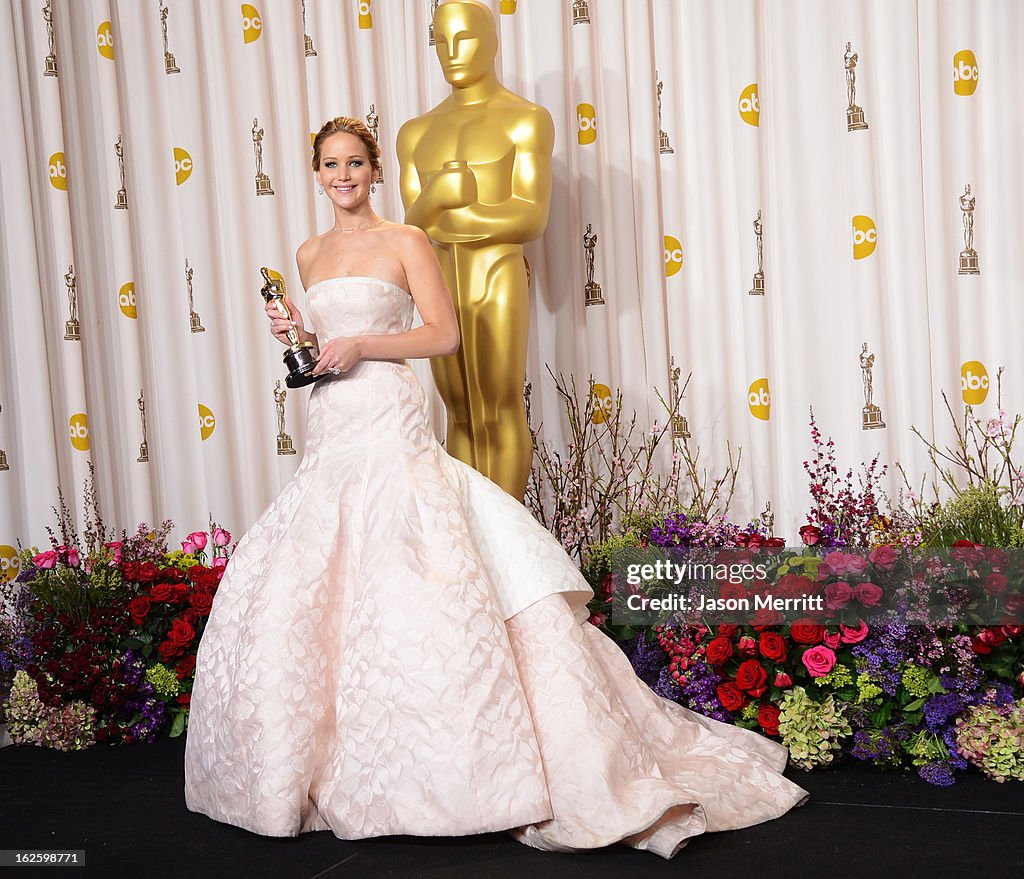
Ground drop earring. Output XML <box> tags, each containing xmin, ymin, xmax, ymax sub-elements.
<box><xmin>317</xmin><ymin>183</ymin><xmax>324</xmax><ymax>195</ymax></box>
<box><xmin>370</xmin><ymin>182</ymin><xmax>377</xmax><ymax>195</ymax></box>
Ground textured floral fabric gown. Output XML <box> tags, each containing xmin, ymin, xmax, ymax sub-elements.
<box><xmin>183</xmin><ymin>276</ymin><xmax>808</xmax><ymax>858</ymax></box>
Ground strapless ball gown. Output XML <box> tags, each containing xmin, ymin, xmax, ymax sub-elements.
<box><xmin>183</xmin><ymin>276</ymin><xmax>808</xmax><ymax>858</ymax></box>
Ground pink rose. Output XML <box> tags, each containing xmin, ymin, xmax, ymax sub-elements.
<box><xmin>212</xmin><ymin>556</ymin><xmax>228</xmax><ymax>571</ymax></box>
<box><xmin>845</xmin><ymin>555</ymin><xmax>868</xmax><ymax>576</ymax></box>
<box><xmin>66</xmin><ymin>548</ymin><xmax>81</xmax><ymax>568</ymax></box>
<box><xmin>822</xmin><ymin>552</ymin><xmax>855</xmax><ymax>575</ymax></box>
<box><xmin>104</xmin><ymin>541</ymin><xmax>123</xmax><ymax>565</ymax></box>
<box><xmin>825</xmin><ymin>581</ymin><xmax>853</xmax><ymax>609</ymax></box>
<box><xmin>801</xmin><ymin>645</ymin><xmax>837</xmax><ymax>677</ymax></box>
<box><xmin>212</xmin><ymin>526</ymin><xmax>232</xmax><ymax>547</ymax></box>
<box><xmin>823</xmin><ymin>630</ymin><xmax>842</xmax><ymax>649</ymax></box>
<box><xmin>181</xmin><ymin>540</ymin><xmax>198</xmax><ymax>554</ymax></box>
<box><xmin>33</xmin><ymin>550</ymin><xmax>58</xmax><ymax>570</ymax></box>
<box><xmin>868</xmin><ymin>545</ymin><xmax>899</xmax><ymax>569</ymax></box>
<box><xmin>840</xmin><ymin>620</ymin><xmax>870</xmax><ymax>644</ymax></box>
<box><xmin>854</xmin><ymin>582</ymin><xmax>884</xmax><ymax>606</ymax></box>
<box><xmin>587</xmin><ymin>612</ymin><xmax>607</xmax><ymax>627</ymax></box>
<box><xmin>186</xmin><ymin>530</ymin><xmax>208</xmax><ymax>550</ymax></box>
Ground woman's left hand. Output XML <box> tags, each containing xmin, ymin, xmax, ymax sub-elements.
<box><xmin>311</xmin><ymin>337</ymin><xmax>364</xmax><ymax>376</ymax></box>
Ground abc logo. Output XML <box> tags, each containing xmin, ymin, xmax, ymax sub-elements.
<box><xmin>738</xmin><ymin>83</ymin><xmax>760</xmax><ymax>126</ymax></box>
<box><xmin>69</xmin><ymin>413</ymin><xmax>90</xmax><ymax>451</ymax></box>
<box><xmin>357</xmin><ymin>0</ymin><xmax>373</xmax><ymax>29</ymax></box>
<box><xmin>0</xmin><ymin>545</ymin><xmax>20</xmax><ymax>584</ymax></box>
<box><xmin>242</xmin><ymin>3</ymin><xmax>263</xmax><ymax>43</ymax></box>
<box><xmin>577</xmin><ymin>103</ymin><xmax>597</xmax><ymax>145</ymax></box>
<box><xmin>500</xmin><ymin>0</ymin><xmax>518</xmax><ymax>12</ymax></box>
<box><xmin>664</xmin><ymin>235</ymin><xmax>683</xmax><ymax>277</ymax></box>
<box><xmin>748</xmin><ymin>378</ymin><xmax>771</xmax><ymax>420</ymax></box>
<box><xmin>590</xmin><ymin>383</ymin><xmax>613</xmax><ymax>424</ymax></box>
<box><xmin>174</xmin><ymin>147</ymin><xmax>193</xmax><ymax>185</ymax></box>
<box><xmin>198</xmin><ymin>403</ymin><xmax>217</xmax><ymax>441</ymax></box>
<box><xmin>48</xmin><ymin>151</ymin><xmax>68</xmax><ymax>191</ymax></box>
<box><xmin>118</xmin><ymin>281</ymin><xmax>137</xmax><ymax>319</ymax></box>
<box><xmin>953</xmin><ymin>50</ymin><xmax>979</xmax><ymax>96</ymax></box>
<box><xmin>96</xmin><ymin>21</ymin><xmax>114</xmax><ymax>59</ymax></box>
<box><xmin>852</xmin><ymin>215</ymin><xmax>877</xmax><ymax>259</ymax></box>
<box><xmin>961</xmin><ymin>360</ymin><xmax>989</xmax><ymax>405</ymax></box>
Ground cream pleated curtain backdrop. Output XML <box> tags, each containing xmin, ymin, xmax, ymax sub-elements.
<box><xmin>1</xmin><ymin>0</ymin><xmax>1021</xmax><ymax>570</ymax></box>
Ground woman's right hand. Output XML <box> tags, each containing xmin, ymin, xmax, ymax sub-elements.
<box><xmin>265</xmin><ymin>294</ymin><xmax>307</xmax><ymax>346</ymax></box>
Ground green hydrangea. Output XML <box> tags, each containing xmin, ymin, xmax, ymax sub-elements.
<box><xmin>6</xmin><ymin>670</ymin><xmax>96</xmax><ymax>751</ymax></box>
<box><xmin>814</xmin><ymin>662</ymin><xmax>853</xmax><ymax>690</ymax></box>
<box><xmin>856</xmin><ymin>672</ymin><xmax>883</xmax><ymax>703</ymax></box>
<box><xmin>901</xmin><ymin>665</ymin><xmax>932</xmax><ymax>699</ymax></box>
<box><xmin>955</xmin><ymin>700</ymin><xmax>1024</xmax><ymax>782</ymax></box>
<box><xmin>146</xmin><ymin>664</ymin><xmax>181</xmax><ymax>698</ymax></box>
<box><xmin>906</xmin><ymin>730</ymin><xmax>951</xmax><ymax>768</ymax></box>
<box><xmin>778</xmin><ymin>686</ymin><xmax>852</xmax><ymax>770</ymax></box>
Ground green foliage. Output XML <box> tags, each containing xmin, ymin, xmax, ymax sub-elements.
<box><xmin>918</xmin><ymin>483</ymin><xmax>1024</xmax><ymax>547</ymax></box>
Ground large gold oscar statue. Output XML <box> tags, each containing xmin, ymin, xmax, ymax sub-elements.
<box><xmin>397</xmin><ymin>0</ymin><xmax>554</xmax><ymax>500</ymax></box>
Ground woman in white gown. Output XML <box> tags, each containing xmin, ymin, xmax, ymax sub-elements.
<box><xmin>183</xmin><ymin>118</ymin><xmax>808</xmax><ymax>859</ymax></box>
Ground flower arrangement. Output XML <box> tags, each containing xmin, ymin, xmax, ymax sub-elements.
<box><xmin>0</xmin><ymin>483</ymin><xmax>231</xmax><ymax>749</ymax></box>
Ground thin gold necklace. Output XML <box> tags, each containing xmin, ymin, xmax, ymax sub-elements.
<box><xmin>331</xmin><ymin>218</ymin><xmax>385</xmax><ymax>233</ymax></box>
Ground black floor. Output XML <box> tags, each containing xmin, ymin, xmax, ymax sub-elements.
<box><xmin>2</xmin><ymin>735</ymin><xmax>1023</xmax><ymax>879</ymax></box>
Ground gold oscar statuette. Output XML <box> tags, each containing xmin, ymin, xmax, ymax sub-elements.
<box><xmin>63</xmin><ymin>264</ymin><xmax>80</xmax><ymax>341</ymax></box>
<box><xmin>114</xmin><ymin>134</ymin><xmax>128</xmax><ymax>210</ymax></box>
<box><xmin>252</xmin><ymin>118</ymin><xmax>274</xmax><ymax>196</ymax></box>
<box><xmin>845</xmin><ymin>42</ymin><xmax>869</xmax><ymax>131</ymax></box>
<box><xmin>572</xmin><ymin>0</ymin><xmax>591</xmax><ymax>26</ymax></box>
<box><xmin>301</xmin><ymin>0</ymin><xmax>317</xmax><ymax>56</ymax></box>
<box><xmin>185</xmin><ymin>259</ymin><xmax>205</xmax><ymax>333</ymax></box>
<box><xmin>860</xmin><ymin>342</ymin><xmax>885</xmax><ymax>430</ymax></box>
<box><xmin>160</xmin><ymin>1</ymin><xmax>180</xmax><ymax>74</ymax></box>
<box><xmin>43</xmin><ymin>0</ymin><xmax>57</xmax><ymax>76</ymax></box>
<box><xmin>669</xmin><ymin>357</ymin><xmax>690</xmax><ymax>441</ymax></box>
<box><xmin>657</xmin><ymin>75</ymin><xmax>674</xmax><ymax>155</ymax></box>
<box><xmin>959</xmin><ymin>184</ymin><xmax>980</xmax><ymax>275</ymax></box>
<box><xmin>259</xmin><ymin>267</ymin><xmax>324</xmax><ymax>389</ymax></box>
<box><xmin>749</xmin><ymin>210</ymin><xmax>765</xmax><ymax>295</ymax></box>
<box><xmin>583</xmin><ymin>223</ymin><xmax>603</xmax><ymax>306</ymax></box>
<box><xmin>365</xmin><ymin>104</ymin><xmax>383</xmax><ymax>184</ymax></box>
<box><xmin>428</xmin><ymin>0</ymin><xmax>440</xmax><ymax>44</ymax></box>
<box><xmin>274</xmin><ymin>380</ymin><xmax>296</xmax><ymax>455</ymax></box>
<box><xmin>137</xmin><ymin>390</ymin><xmax>149</xmax><ymax>462</ymax></box>
<box><xmin>0</xmin><ymin>404</ymin><xmax>9</xmax><ymax>471</ymax></box>
<box><xmin>398</xmin><ymin>0</ymin><xmax>555</xmax><ymax>500</ymax></box>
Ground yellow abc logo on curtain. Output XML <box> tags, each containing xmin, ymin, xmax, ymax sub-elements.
<box><xmin>852</xmin><ymin>215</ymin><xmax>877</xmax><ymax>259</ymax></box>
<box><xmin>953</xmin><ymin>50</ymin><xmax>979</xmax><ymax>96</ymax></box>
<box><xmin>577</xmin><ymin>103</ymin><xmax>597</xmax><ymax>144</ymax></box>
<box><xmin>738</xmin><ymin>83</ymin><xmax>760</xmax><ymax>126</ymax></box>
<box><xmin>69</xmin><ymin>413</ymin><xmax>90</xmax><ymax>450</ymax></box>
<box><xmin>242</xmin><ymin>4</ymin><xmax>263</xmax><ymax>42</ymax></box>
<box><xmin>198</xmin><ymin>404</ymin><xmax>217</xmax><ymax>440</ymax></box>
<box><xmin>174</xmin><ymin>147</ymin><xmax>194</xmax><ymax>185</ymax></box>
<box><xmin>590</xmin><ymin>384</ymin><xmax>613</xmax><ymax>424</ymax></box>
<box><xmin>96</xmin><ymin>21</ymin><xmax>114</xmax><ymax>59</ymax></box>
<box><xmin>48</xmin><ymin>152</ymin><xmax>68</xmax><ymax>190</ymax></box>
<box><xmin>501</xmin><ymin>0</ymin><xmax>518</xmax><ymax>11</ymax></box>
<box><xmin>961</xmin><ymin>360</ymin><xmax>989</xmax><ymax>404</ymax></box>
<box><xmin>0</xmin><ymin>545</ymin><xmax>20</xmax><ymax>584</ymax></box>
<box><xmin>748</xmin><ymin>378</ymin><xmax>771</xmax><ymax>420</ymax></box>
<box><xmin>118</xmin><ymin>282</ymin><xmax>137</xmax><ymax>319</ymax></box>
<box><xmin>357</xmin><ymin>0</ymin><xmax>373</xmax><ymax>29</ymax></box>
<box><xmin>664</xmin><ymin>235</ymin><xmax>683</xmax><ymax>276</ymax></box>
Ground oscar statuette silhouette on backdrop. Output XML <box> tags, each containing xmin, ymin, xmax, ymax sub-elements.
<box><xmin>397</xmin><ymin>0</ymin><xmax>554</xmax><ymax>501</ymax></box>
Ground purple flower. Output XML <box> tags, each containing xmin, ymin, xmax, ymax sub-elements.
<box><xmin>917</xmin><ymin>762</ymin><xmax>956</xmax><ymax>786</ymax></box>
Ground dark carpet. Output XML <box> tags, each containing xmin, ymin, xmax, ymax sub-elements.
<box><xmin>2</xmin><ymin>735</ymin><xmax>1022</xmax><ymax>879</ymax></box>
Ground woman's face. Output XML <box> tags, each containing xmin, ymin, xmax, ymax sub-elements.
<box><xmin>316</xmin><ymin>132</ymin><xmax>374</xmax><ymax>210</ymax></box>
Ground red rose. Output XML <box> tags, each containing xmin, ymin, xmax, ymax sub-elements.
<box><xmin>984</xmin><ymin>573</ymin><xmax>1009</xmax><ymax>596</ymax></box>
<box><xmin>176</xmin><ymin>693</ymin><xmax>191</xmax><ymax>706</ymax></box>
<box><xmin>978</xmin><ymin>627</ymin><xmax>1007</xmax><ymax>647</ymax></box>
<box><xmin>774</xmin><ymin>671</ymin><xmax>793</xmax><ymax>688</ymax></box>
<box><xmin>705</xmin><ymin>636</ymin><xmax>734</xmax><ymax>666</ymax></box>
<box><xmin>799</xmin><ymin>525</ymin><xmax>821</xmax><ymax>546</ymax></box>
<box><xmin>719</xmin><ymin>582</ymin><xmax>748</xmax><ymax>604</ymax></box>
<box><xmin>190</xmin><ymin>592</ymin><xmax>214</xmax><ymax>614</ymax></box>
<box><xmin>158</xmin><ymin>640</ymin><xmax>181</xmax><ymax>661</ymax></box>
<box><xmin>168</xmin><ymin>618</ymin><xmax>196</xmax><ymax>647</ymax></box>
<box><xmin>824</xmin><ymin>581</ymin><xmax>853</xmax><ymax>609</ymax></box>
<box><xmin>175</xmin><ymin>655</ymin><xmax>197</xmax><ymax>679</ymax></box>
<box><xmin>137</xmin><ymin>561</ymin><xmax>160</xmax><ymax>582</ymax></box>
<box><xmin>759</xmin><ymin>631</ymin><xmax>787</xmax><ymax>661</ymax></box>
<box><xmin>127</xmin><ymin>596</ymin><xmax>152</xmax><ymax>626</ymax></box>
<box><xmin>970</xmin><ymin>636</ymin><xmax>992</xmax><ymax>655</ymax></box>
<box><xmin>717</xmin><ymin>624</ymin><xmax>739</xmax><ymax>639</ymax></box>
<box><xmin>749</xmin><ymin>607</ymin><xmax>784</xmax><ymax>628</ymax></box>
<box><xmin>716</xmin><ymin>682</ymin><xmax>746</xmax><ymax>712</ymax></box>
<box><xmin>173</xmin><ymin>583</ymin><xmax>191</xmax><ymax>602</ymax></box>
<box><xmin>735</xmin><ymin>659</ymin><xmax>768</xmax><ymax>693</ymax></box>
<box><xmin>868</xmin><ymin>545</ymin><xmax>900</xmax><ymax>569</ymax></box>
<box><xmin>149</xmin><ymin>583</ymin><xmax>175</xmax><ymax>602</ymax></box>
<box><xmin>854</xmin><ymin>582</ymin><xmax>884</xmax><ymax>607</ymax></box>
<box><xmin>758</xmin><ymin>703</ymin><xmax>781</xmax><ymax>736</ymax></box>
<box><xmin>766</xmin><ymin>537</ymin><xmax>786</xmax><ymax>548</ymax></box>
<box><xmin>790</xmin><ymin>618</ymin><xmax>825</xmax><ymax>644</ymax></box>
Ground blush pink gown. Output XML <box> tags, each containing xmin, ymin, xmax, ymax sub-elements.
<box><xmin>183</xmin><ymin>277</ymin><xmax>808</xmax><ymax>858</ymax></box>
